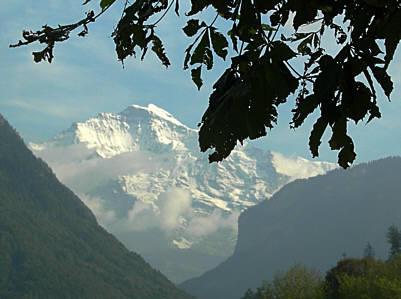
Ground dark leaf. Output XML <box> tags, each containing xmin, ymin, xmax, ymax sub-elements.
<box><xmin>210</xmin><ymin>28</ymin><xmax>228</xmax><ymax>60</ymax></box>
<box><xmin>187</xmin><ymin>0</ymin><xmax>212</xmax><ymax>16</ymax></box>
<box><xmin>297</xmin><ymin>35</ymin><xmax>313</xmax><ymax>55</ymax></box>
<box><xmin>151</xmin><ymin>35</ymin><xmax>170</xmax><ymax>67</ymax></box>
<box><xmin>271</xmin><ymin>41</ymin><xmax>297</xmax><ymax>61</ymax></box>
<box><xmin>291</xmin><ymin>95</ymin><xmax>320</xmax><ymax>128</ymax></box>
<box><xmin>183</xmin><ymin>44</ymin><xmax>193</xmax><ymax>70</ymax></box>
<box><xmin>372</xmin><ymin>67</ymin><xmax>393</xmax><ymax>99</ymax></box>
<box><xmin>338</xmin><ymin>136</ymin><xmax>356</xmax><ymax>169</ymax></box>
<box><xmin>309</xmin><ymin>116</ymin><xmax>328</xmax><ymax>158</ymax></box>
<box><xmin>237</xmin><ymin>0</ymin><xmax>258</xmax><ymax>42</ymax></box>
<box><xmin>78</xmin><ymin>24</ymin><xmax>89</xmax><ymax>37</ymax></box>
<box><xmin>182</xmin><ymin>19</ymin><xmax>205</xmax><ymax>37</ymax></box>
<box><xmin>328</xmin><ymin>115</ymin><xmax>347</xmax><ymax>150</ymax></box>
<box><xmin>100</xmin><ymin>0</ymin><xmax>116</xmax><ymax>9</ymax></box>
<box><xmin>347</xmin><ymin>82</ymin><xmax>374</xmax><ymax>124</ymax></box>
<box><xmin>32</xmin><ymin>44</ymin><xmax>55</xmax><ymax>63</ymax></box>
<box><xmin>313</xmin><ymin>55</ymin><xmax>341</xmax><ymax>97</ymax></box>
<box><xmin>190</xmin><ymin>30</ymin><xmax>212</xmax><ymax>66</ymax></box>
<box><xmin>191</xmin><ymin>66</ymin><xmax>203</xmax><ymax>90</ymax></box>
<box><xmin>293</xmin><ymin>6</ymin><xmax>317</xmax><ymax>31</ymax></box>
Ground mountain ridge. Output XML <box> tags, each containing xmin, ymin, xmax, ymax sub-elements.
<box><xmin>0</xmin><ymin>114</ymin><xmax>194</xmax><ymax>299</ymax></box>
<box><xmin>180</xmin><ymin>156</ymin><xmax>401</xmax><ymax>299</ymax></box>
<box><xmin>31</xmin><ymin>103</ymin><xmax>337</xmax><ymax>282</ymax></box>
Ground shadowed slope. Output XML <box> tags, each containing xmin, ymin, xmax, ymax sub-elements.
<box><xmin>180</xmin><ymin>157</ymin><xmax>401</xmax><ymax>299</ymax></box>
<box><xmin>0</xmin><ymin>115</ymin><xmax>194</xmax><ymax>299</ymax></box>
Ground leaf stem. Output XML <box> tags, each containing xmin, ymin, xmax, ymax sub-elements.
<box><xmin>152</xmin><ymin>0</ymin><xmax>175</xmax><ymax>26</ymax></box>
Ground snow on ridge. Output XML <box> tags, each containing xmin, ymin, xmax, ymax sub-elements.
<box><xmin>29</xmin><ymin>142</ymin><xmax>45</xmax><ymax>151</ymax></box>
<box><xmin>125</xmin><ymin>104</ymin><xmax>195</xmax><ymax>130</ymax></box>
<box><xmin>173</xmin><ymin>237</ymin><xmax>193</xmax><ymax>249</ymax></box>
<box><xmin>147</xmin><ymin>104</ymin><xmax>185</xmax><ymax>127</ymax></box>
<box><xmin>37</xmin><ymin>103</ymin><xmax>200</xmax><ymax>158</ymax></box>
<box><xmin>270</xmin><ymin>151</ymin><xmax>337</xmax><ymax>181</ymax></box>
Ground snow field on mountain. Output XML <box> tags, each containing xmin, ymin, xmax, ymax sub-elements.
<box><xmin>31</xmin><ymin>104</ymin><xmax>337</xmax><ymax>282</ymax></box>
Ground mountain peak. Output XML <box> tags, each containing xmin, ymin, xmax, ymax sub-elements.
<box><xmin>36</xmin><ymin>103</ymin><xmax>197</xmax><ymax>158</ymax></box>
<box><xmin>121</xmin><ymin>104</ymin><xmax>190</xmax><ymax>129</ymax></box>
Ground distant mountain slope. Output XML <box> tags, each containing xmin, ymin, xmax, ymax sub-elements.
<box><xmin>31</xmin><ymin>104</ymin><xmax>336</xmax><ymax>282</ymax></box>
<box><xmin>180</xmin><ymin>157</ymin><xmax>401</xmax><ymax>299</ymax></box>
<box><xmin>0</xmin><ymin>115</ymin><xmax>194</xmax><ymax>299</ymax></box>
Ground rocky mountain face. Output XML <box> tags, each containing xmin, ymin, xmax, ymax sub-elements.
<box><xmin>0</xmin><ymin>115</ymin><xmax>194</xmax><ymax>299</ymax></box>
<box><xmin>31</xmin><ymin>104</ymin><xmax>336</xmax><ymax>282</ymax></box>
<box><xmin>180</xmin><ymin>157</ymin><xmax>401</xmax><ymax>299</ymax></box>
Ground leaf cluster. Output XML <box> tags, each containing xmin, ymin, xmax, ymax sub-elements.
<box><xmin>10</xmin><ymin>0</ymin><xmax>401</xmax><ymax>168</ymax></box>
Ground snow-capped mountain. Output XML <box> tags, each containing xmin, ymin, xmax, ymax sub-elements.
<box><xmin>31</xmin><ymin>104</ymin><xmax>336</xmax><ymax>283</ymax></box>
<box><xmin>36</xmin><ymin>104</ymin><xmax>197</xmax><ymax>158</ymax></box>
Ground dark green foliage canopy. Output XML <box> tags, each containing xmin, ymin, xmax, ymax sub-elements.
<box><xmin>11</xmin><ymin>0</ymin><xmax>401</xmax><ymax>168</ymax></box>
<box><xmin>241</xmin><ymin>255</ymin><xmax>401</xmax><ymax>299</ymax></box>
<box><xmin>324</xmin><ymin>256</ymin><xmax>401</xmax><ymax>299</ymax></box>
<box><xmin>387</xmin><ymin>225</ymin><xmax>401</xmax><ymax>257</ymax></box>
<box><xmin>0</xmin><ymin>115</ymin><xmax>194</xmax><ymax>299</ymax></box>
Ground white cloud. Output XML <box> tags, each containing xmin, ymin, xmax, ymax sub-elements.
<box><xmin>271</xmin><ymin>151</ymin><xmax>337</xmax><ymax>180</ymax></box>
<box><xmin>158</xmin><ymin>188</ymin><xmax>192</xmax><ymax>230</ymax></box>
<box><xmin>186</xmin><ymin>209</ymin><xmax>240</xmax><ymax>238</ymax></box>
<box><xmin>79</xmin><ymin>194</ymin><xmax>116</xmax><ymax>227</ymax></box>
<box><xmin>32</xmin><ymin>144</ymin><xmax>165</xmax><ymax>192</ymax></box>
<box><xmin>123</xmin><ymin>188</ymin><xmax>192</xmax><ymax>232</ymax></box>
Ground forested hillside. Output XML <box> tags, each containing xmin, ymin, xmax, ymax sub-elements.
<box><xmin>0</xmin><ymin>115</ymin><xmax>194</xmax><ymax>299</ymax></box>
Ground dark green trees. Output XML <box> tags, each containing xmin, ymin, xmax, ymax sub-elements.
<box><xmin>242</xmin><ymin>257</ymin><xmax>401</xmax><ymax>299</ymax></box>
<box><xmin>363</xmin><ymin>242</ymin><xmax>375</xmax><ymax>258</ymax></box>
<box><xmin>387</xmin><ymin>225</ymin><xmax>401</xmax><ymax>258</ymax></box>
<box><xmin>324</xmin><ymin>256</ymin><xmax>401</xmax><ymax>299</ymax></box>
<box><xmin>241</xmin><ymin>264</ymin><xmax>325</xmax><ymax>299</ymax></box>
<box><xmin>241</xmin><ymin>224</ymin><xmax>401</xmax><ymax>299</ymax></box>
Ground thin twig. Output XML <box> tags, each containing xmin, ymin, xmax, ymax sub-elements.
<box><xmin>285</xmin><ymin>60</ymin><xmax>314</xmax><ymax>83</ymax></box>
<box><xmin>10</xmin><ymin>3</ymin><xmax>114</xmax><ymax>48</ymax></box>
<box><xmin>152</xmin><ymin>0</ymin><xmax>175</xmax><ymax>26</ymax></box>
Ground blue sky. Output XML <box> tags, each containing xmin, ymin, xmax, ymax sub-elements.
<box><xmin>1</xmin><ymin>0</ymin><xmax>401</xmax><ymax>164</ymax></box>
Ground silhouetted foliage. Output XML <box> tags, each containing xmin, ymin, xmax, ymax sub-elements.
<box><xmin>11</xmin><ymin>0</ymin><xmax>401</xmax><ymax>168</ymax></box>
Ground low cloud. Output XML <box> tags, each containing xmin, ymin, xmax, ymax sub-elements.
<box><xmin>79</xmin><ymin>194</ymin><xmax>116</xmax><ymax>227</ymax></box>
<box><xmin>32</xmin><ymin>144</ymin><xmax>169</xmax><ymax>192</ymax></box>
<box><xmin>186</xmin><ymin>209</ymin><xmax>240</xmax><ymax>238</ymax></box>
<box><xmin>81</xmin><ymin>185</ymin><xmax>239</xmax><ymax>241</ymax></box>
<box><xmin>158</xmin><ymin>188</ymin><xmax>192</xmax><ymax>230</ymax></box>
<box><xmin>33</xmin><ymin>144</ymin><xmax>240</xmax><ymax>243</ymax></box>
<box><xmin>123</xmin><ymin>188</ymin><xmax>192</xmax><ymax>232</ymax></box>
<box><xmin>271</xmin><ymin>151</ymin><xmax>337</xmax><ymax>180</ymax></box>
